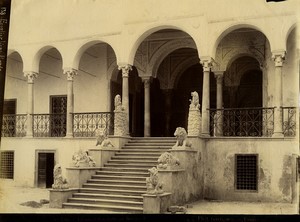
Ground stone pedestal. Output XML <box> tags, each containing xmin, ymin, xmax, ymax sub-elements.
<box><xmin>49</xmin><ymin>188</ymin><xmax>79</xmax><ymax>208</ymax></box>
<box><xmin>114</xmin><ymin>111</ymin><xmax>127</xmax><ymax>136</ymax></box>
<box><xmin>66</xmin><ymin>167</ymin><xmax>101</xmax><ymax>188</ymax></box>
<box><xmin>88</xmin><ymin>148</ymin><xmax>117</xmax><ymax>167</ymax></box>
<box><xmin>188</xmin><ymin>108</ymin><xmax>201</xmax><ymax>136</ymax></box>
<box><xmin>142</xmin><ymin>193</ymin><xmax>172</xmax><ymax>213</ymax></box>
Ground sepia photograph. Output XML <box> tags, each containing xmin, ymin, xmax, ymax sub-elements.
<box><xmin>0</xmin><ymin>0</ymin><xmax>299</xmax><ymax>221</ymax></box>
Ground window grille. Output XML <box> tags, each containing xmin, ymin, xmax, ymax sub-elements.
<box><xmin>235</xmin><ymin>154</ymin><xmax>258</xmax><ymax>191</ymax></box>
<box><xmin>0</xmin><ymin>151</ymin><xmax>14</xmax><ymax>179</ymax></box>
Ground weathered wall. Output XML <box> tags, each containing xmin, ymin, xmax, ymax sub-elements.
<box><xmin>204</xmin><ymin>138</ymin><xmax>298</xmax><ymax>203</ymax></box>
<box><xmin>0</xmin><ymin>138</ymin><xmax>96</xmax><ymax>187</ymax></box>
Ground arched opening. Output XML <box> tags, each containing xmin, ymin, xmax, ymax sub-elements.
<box><xmin>36</xmin><ymin>48</ymin><xmax>64</xmax><ymax>137</ymax></box>
<box><xmin>131</xmin><ymin>28</ymin><xmax>200</xmax><ymax>137</ymax></box>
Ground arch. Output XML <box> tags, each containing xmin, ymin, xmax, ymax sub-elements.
<box><xmin>31</xmin><ymin>45</ymin><xmax>63</xmax><ymax>73</ymax></box>
<box><xmin>72</xmin><ymin>40</ymin><xmax>118</xmax><ymax>70</ymax></box>
<box><xmin>211</xmin><ymin>23</ymin><xmax>272</xmax><ymax>59</ymax></box>
<box><xmin>127</xmin><ymin>24</ymin><xmax>202</xmax><ymax>65</ymax></box>
<box><xmin>172</xmin><ymin>56</ymin><xmax>200</xmax><ymax>89</ymax></box>
<box><xmin>225</xmin><ymin>52</ymin><xmax>262</xmax><ymax>72</ymax></box>
<box><xmin>148</xmin><ymin>39</ymin><xmax>197</xmax><ymax>78</ymax></box>
<box><xmin>285</xmin><ymin>23</ymin><xmax>297</xmax><ymax>51</ymax></box>
<box><xmin>6</xmin><ymin>51</ymin><xmax>24</xmax><ymax>79</ymax></box>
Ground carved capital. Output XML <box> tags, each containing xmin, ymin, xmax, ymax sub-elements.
<box><xmin>24</xmin><ymin>71</ymin><xmax>38</xmax><ymax>83</ymax></box>
<box><xmin>118</xmin><ymin>64</ymin><xmax>132</xmax><ymax>78</ymax></box>
<box><xmin>214</xmin><ymin>71</ymin><xmax>224</xmax><ymax>84</ymax></box>
<box><xmin>272</xmin><ymin>51</ymin><xmax>286</xmax><ymax>67</ymax></box>
<box><xmin>200</xmin><ymin>59</ymin><xmax>212</xmax><ymax>72</ymax></box>
<box><xmin>63</xmin><ymin>68</ymin><xmax>78</xmax><ymax>81</ymax></box>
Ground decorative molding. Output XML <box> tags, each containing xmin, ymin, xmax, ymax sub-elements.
<box><xmin>272</xmin><ymin>51</ymin><xmax>286</xmax><ymax>67</ymax></box>
<box><xmin>24</xmin><ymin>71</ymin><xmax>38</xmax><ymax>83</ymax></box>
<box><xmin>63</xmin><ymin>68</ymin><xmax>78</xmax><ymax>81</ymax></box>
<box><xmin>118</xmin><ymin>64</ymin><xmax>132</xmax><ymax>78</ymax></box>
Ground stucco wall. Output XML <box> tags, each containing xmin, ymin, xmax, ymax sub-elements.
<box><xmin>204</xmin><ymin>138</ymin><xmax>298</xmax><ymax>203</ymax></box>
<box><xmin>0</xmin><ymin>137</ymin><xmax>96</xmax><ymax>187</ymax></box>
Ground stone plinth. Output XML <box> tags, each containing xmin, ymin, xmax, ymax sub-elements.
<box><xmin>188</xmin><ymin>108</ymin><xmax>201</xmax><ymax>136</ymax></box>
<box><xmin>66</xmin><ymin>167</ymin><xmax>101</xmax><ymax>188</ymax></box>
<box><xmin>49</xmin><ymin>188</ymin><xmax>79</xmax><ymax>208</ymax></box>
<box><xmin>114</xmin><ymin>111</ymin><xmax>127</xmax><ymax>136</ymax></box>
<box><xmin>88</xmin><ymin>148</ymin><xmax>117</xmax><ymax>167</ymax></box>
<box><xmin>142</xmin><ymin>193</ymin><xmax>172</xmax><ymax>213</ymax></box>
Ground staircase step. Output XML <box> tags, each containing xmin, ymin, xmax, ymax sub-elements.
<box><xmin>99</xmin><ymin>167</ymin><xmax>149</xmax><ymax>172</ymax></box>
<box><xmin>68</xmin><ymin>197</ymin><xmax>143</xmax><ymax>207</ymax></box>
<box><xmin>108</xmin><ymin>159</ymin><xmax>158</xmax><ymax>164</ymax></box>
<box><xmin>79</xmin><ymin>187</ymin><xmax>146</xmax><ymax>195</ymax></box>
<box><xmin>115</xmin><ymin>152</ymin><xmax>162</xmax><ymax>156</ymax></box>
<box><xmin>73</xmin><ymin>193</ymin><xmax>143</xmax><ymax>202</ymax></box>
<box><xmin>119</xmin><ymin>149</ymin><xmax>167</xmax><ymax>152</ymax></box>
<box><xmin>124</xmin><ymin>144</ymin><xmax>173</xmax><ymax>147</ymax></box>
<box><xmin>63</xmin><ymin>202</ymin><xmax>143</xmax><ymax>213</ymax></box>
<box><xmin>91</xmin><ymin>174</ymin><xmax>147</xmax><ymax>181</ymax></box>
<box><xmin>82</xmin><ymin>183</ymin><xmax>147</xmax><ymax>191</ymax></box>
<box><xmin>96</xmin><ymin>170</ymin><xmax>149</xmax><ymax>176</ymax></box>
<box><xmin>111</xmin><ymin>156</ymin><xmax>159</xmax><ymax>161</ymax></box>
<box><xmin>87</xmin><ymin>179</ymin><xmax>146</xmax><ymax>186</ymax></box>
<box><xmin>104</xmin><ymin>163</ymin><xmax>154</xmax><ymax>168</ymax></box>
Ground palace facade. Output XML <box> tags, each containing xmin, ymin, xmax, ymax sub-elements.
<box><xmin>0</xmin><ymin>0</ymin><xmax>299</xmax><ymax>213</ymax></box>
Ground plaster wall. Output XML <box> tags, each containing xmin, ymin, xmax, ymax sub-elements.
<box><xmin>0</xmin><ymin>137</ymin><xmax>97</xmax><ymax>187</ymax></box>
<box><xmin>204</xmin><ymin>138</ymin><xmax>298</xmax><ymax>203</ymax></box>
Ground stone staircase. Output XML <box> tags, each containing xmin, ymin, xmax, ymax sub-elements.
<box><xmin>62</xmin><ymin>137</ymin><xmax>176</xmax><ymax>213</ymax></box>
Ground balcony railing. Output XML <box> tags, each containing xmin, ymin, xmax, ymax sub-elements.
<box><xmin>282</xmin><ymin>107</ymin><xmax>297</xmax><ymax>137</ymax></box>
<box><xmin>209</xmin><ymin>107</ymin><xmax>275</xmax><ymax>137</ymax></box>
<box><xmin>1</xmin><ymin>114</ymin><xmax>27</xmax><ymax>137</ymax></box>
<box><xmin>72</xmin><ymin>112</ymin><xmax>114</xmax><ymax>137</ymax></box>
<box><xmin>32</xmin><ymin>113</ymin><xmax>66</xmax><ymax>137</ymax></box>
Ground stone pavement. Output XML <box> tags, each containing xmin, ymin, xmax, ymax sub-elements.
<box><xmin>0</xmin><ymin>182</ymin><xmax>298</xmax><ymax>214</ymax></box>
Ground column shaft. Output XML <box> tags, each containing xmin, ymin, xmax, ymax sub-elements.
<box><xmin>119</xmin><ymin>65</ymin><xmax>132</xmax><ymax>135</ymax></box>
<box><xmin>143</xmin><ymin>78</ymin><xmax>151</xmax><ymax>137</ymax></box>
<box><xmin>272</xmin><ymin>52</ymin><xmax>285</xmax><ymax>137</ymax></box>
<box><xmin>201</xmin><ymin>60</ymin><xmax>212</xmax><ymax>136</ymax></box>
<box><xmin>215</xmin><ymin>72</ymin><xmax>224</xmax><ymax>136</ymax></box>
<box><xmin>24</xmin><ymin>72</ymin><xmax>38</xmax><ymax>137</ymax></box>
<box><xmin>64</xmin><ymin>68</ymin><xmax>77</xmax><ymax>138</ymax></box>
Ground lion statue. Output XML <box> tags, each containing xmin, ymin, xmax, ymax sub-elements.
<box><xmin>146</xmin><ymin>167</ymin><xmax>163</xmax><ymax>194</ymax></box>
<box><xmin>172</xmin><ymin>127</ymin><xmax>192</xmax><ymax>149</ymax></box>
<box><xmin>114</xmin><ymin>94</ymin><xmax>124</xmax><ymax>112</ymax></box>
<box><xmin>95</xmin><ymin>128</ymin><xmax>114</xmax><ymax>148</ymax></box>
<box><xmin>157</xmin><ymin>152</ymin><xmax>180</xmax><ymax>169</ymax></box>
<box><xmin>52</xmin><ymin>164</ymin><xmax>69</xmax><ymax>189</ymax></box>
<box><xmin>189</xmin><ymin>91</ymin><xmax>200</xmax><ymax>110</ymax></box>
<box><xmin>72</xmin><ymin>149</ymin><xmax>96</xmax><ymax>167</ymax></box>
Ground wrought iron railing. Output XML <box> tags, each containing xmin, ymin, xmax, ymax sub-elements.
<box><xmin>32</xmin><ymin>113</ymin><xmax>66</xmax><ymax>137</ymax></box>
<box><xmin>209</xmin><ymin>107</ymin><xmax>275</xmax><ymax>137</ymax></box>
<box><xmin>282</xmin><ymin>107</ymin><xmax>297</xmax><ymax>137</ymax></box>
<box><xmin>72</xmin><ymin>112</ymin><xmax>114</xmax><ymax>137</ymax></box>
<box><xmin>1</xmin><ymin>114</ymin><xmax>27</xmax><ymax>137</ymax></box>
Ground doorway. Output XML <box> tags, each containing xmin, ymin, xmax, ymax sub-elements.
<box><xmin>2</xmin><ymin>99</ymin><xmax>17</xmax><ymax>137</ymax></box>
<box><xmin>36</xmin><ymin>151</ymin><xmax>55</xmax><ymax>188</ymax></box>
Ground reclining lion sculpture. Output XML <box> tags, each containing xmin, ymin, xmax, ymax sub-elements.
<box><xmin>172</xmin><ymin>127</ymin><xmax>192</xmax><ymax>149</ymax></box>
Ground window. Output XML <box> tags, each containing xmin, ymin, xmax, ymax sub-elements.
<box><xmin>235</xmin><ymin>154</ymin><xmax>258</xmax><ymax>191</ymax></box>
<box><xmin>0</xmin><ymin>151</ymin><xmax>14</xmax><ymax>179</ymax></box>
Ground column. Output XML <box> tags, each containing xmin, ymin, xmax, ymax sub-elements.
<box><xmin>63</xmin><ymin>68</ymin><xmax>77</xmax><ymax>138</ymax></box>
<box><xmin>118</xmin><ymin>64</ymin><xmax>132</xmax><ymax>135</ymax></box>
<box><xmin>272</xmin><ymin>51</ymin><xmax>285</xmax><ymax>137</ymax></box>
<box><xmin>214</xmin><ymin>71</ymin><xmax>224</xmax><ymax>136</ymax></box>
<box><xmin>162</xmin><ymin>89</ymin><xmax>172</xmax><ymax>136</ymax></box>
<box><xmin>200</xmin><ymin>59</ymin><xmax>212</xmax><ymax>137</ymax></box>
<box><xmin>143</xmin><ymin>77</ymin><xmax>151</xmax><ymax>137</ymax></box>
<box><xmin>24</xmin><ymin>71</ymin><xmax>38</xmax><ymax>137</ymax></box>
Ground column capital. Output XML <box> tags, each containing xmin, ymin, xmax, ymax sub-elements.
<box><xmin>24</xmin><ymin>71</ymin><xmax>38</xmax><ymax>83</ymax></box>
<box><xmin>143</xmin><ymin>78</ymin><xmax>151</xmax><ymax>88</ymax></box>
<box><xmin>214</xmin><ymin>72</ymin><xmax>224</xmax><ymax>84</ymax></box>
<box><xmin>118</xmin><ymin>64</ymin><xmax>132</xmax><ymax>78</ymax></box>
<box><xmin>272</xmin><ymin>51</ymin><xmax>286</xmax><ymax>67</ymax></box>
<box><xmin>63</xmin><ymin>68</ymin><xmax>78</xmax><ymax>81</ymax></box>
<box><xmin>200</xmin><ymin>58</ymin><xmax>213</xmax><ymax>72</ymax></box>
